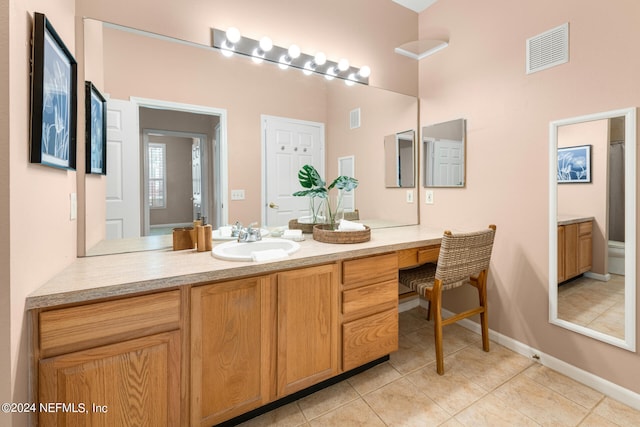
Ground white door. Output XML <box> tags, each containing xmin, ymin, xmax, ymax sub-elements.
<box><xmin>106</xmin><ymin>99</ymin><xmax>140</xmax><ymax>239</ymax></box>
<box><xmin>426</xmin><ymin>138</ymin><xmax>464</xmax><ymax>186</ymax></box>
<box><xmin>263</xmin><ymin>116</ymin><xmax>324</xmax><ymax>227</ymax></box>
<box><xmin>192</xmin><ymin>138</ymin><xmax>202</xmax><ymax>219</ymax></box>
<box><xmin>338</xmin><ymin>156</ymin><xmax>355</xmax><ymax>212</ymax></box>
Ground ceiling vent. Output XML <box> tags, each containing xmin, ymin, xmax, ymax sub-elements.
<box><xmin>526</xmin><ymin>23</ymin><xmax>569</xmax><ymax>74</ymax></box>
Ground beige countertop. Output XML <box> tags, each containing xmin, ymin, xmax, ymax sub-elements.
<box><xmin>557</xmin><ymin>215</ymin><xmax>595</xmax><ymax>226</ymax></box>
<box><xmin>27</xmin><ymin>224</ymin><xmax>445</xmax><ymax>310</ymax></box>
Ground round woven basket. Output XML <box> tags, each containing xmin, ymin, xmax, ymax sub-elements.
<box><xmin>312</xmin><ymin>224</ymin><xmax>371</xmax><ymax>244</ymax></box>
<box><xmin>288</xmin><ymin>219</ymin><xmax>316</xmax><ymax>234</ymax></box>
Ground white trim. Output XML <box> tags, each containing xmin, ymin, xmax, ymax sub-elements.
<box><xmin>394</xmin><ymin>42</ymin><xmax>448</xmax><ymax>60</ymax></box>
<box><xmin>583</xmin><ymin>271</ymin><xmax>611</xmax><ymax>282</ymax></box>
<box><xmin>407</xmin><ymin>301</ymin><xmax>640</xmax><ymax>411</ymax></box>
<box><xmin>549</xmin><ymin>107</ymin><xmax>636</xmax><ymax>352</ymax></box>
<box><xmin>130</xmin><ymin>97</ymin><xmax>228</xmax><ymax>226</ymax></box>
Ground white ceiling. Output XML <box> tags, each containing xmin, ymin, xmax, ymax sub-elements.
<box><xmin>392</xmin><ymin>0</ymin><xmax>437</xmax><ymax>13</ymax></box>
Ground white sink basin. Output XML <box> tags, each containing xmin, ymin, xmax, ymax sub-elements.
<box><xmin>212</xmin><ymin>238</ymin><xmax>301</xmax><ymax>261</ymax></box>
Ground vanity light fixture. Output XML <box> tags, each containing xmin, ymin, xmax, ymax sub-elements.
<box><xmin>212</xmin><ymin>27</ymin><xmax>370</xmax><ymax>85</ymax></box>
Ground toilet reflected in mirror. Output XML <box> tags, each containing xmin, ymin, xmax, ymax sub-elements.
<box><xmin>549</xmin><ymin>107</ymin><xmax>636</xmax><ymax>351</ymax></box>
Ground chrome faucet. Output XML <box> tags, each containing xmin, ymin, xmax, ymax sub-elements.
<box><xmin>236</xmin><ymin>222</ymin><xmax>262</xmax><ymax>242</ymax></box>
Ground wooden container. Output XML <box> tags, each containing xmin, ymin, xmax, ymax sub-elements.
<box><xmin>312</xmin><ymin>224</ymin><xmax>371</xmax><ymax>244</ymax></box>
<box><xmin>173</xmin><ymin>227</ymin><xmax>195</xmax><ymax>250</ymax></box>
<box><xmin>288</xmin><ymin>219</ymin><xmax>317</xmax><ymax>234</ymax></box>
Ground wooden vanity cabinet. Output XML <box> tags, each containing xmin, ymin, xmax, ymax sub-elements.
<box><xmin>191</xmin><ymin>264</ymin><xmax>339</xmax><ymax>426</ymax></box>
<box><xmin>341</xmin><ymin>253</ymin><xmax>399</xmax><ymax>371</ymax></box>
<box><xmin>37</xmin><ymin>291</ymin><xmax>182</xmax><ymax>427</ymax></box>
<box><xmin>558</xmin><ymin>220</ymin><xmax>593</xmax><ymax>283</ymax></box>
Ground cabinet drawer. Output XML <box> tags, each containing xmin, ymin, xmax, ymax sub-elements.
<box><xmin>39</xmin><ymin>290</ymin><xmax>181</xmax><ymax>357</ymax></box>
<box><xmin>342</xmin><ymin>308</ymin><xmax>398</xmax><ymax>371</ymax></box>
<box><xmin>342</xmin><ymin>280</ymin><xmax>397</xmax><ymax>321</ymax></box>
<box><xmin>397</xmin><ymin>245</ymin><xmax>440</xmax><ymax>269</ymax></box>
<box><xmin>579</xmin><ymin>221</ymin><xmax>592</xmax><ymax>235</ymax></box>
<box><xmin>342</xmin><ymin>253</ymin><xmax>398</xmax><ymax>289</ymax></box>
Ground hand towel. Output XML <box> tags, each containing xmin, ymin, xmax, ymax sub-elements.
<box><xmin>251</xmin><ymin>248</ymin><xmax>289</xmax><ymax>262</ymax></box>
<box><xmin>338</xmin><ymin>219</ymin><xmax>366</xmax><ymax>231</ymax></box>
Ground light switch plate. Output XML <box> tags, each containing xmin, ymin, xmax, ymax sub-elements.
<box><xmin>406</xmin><ymin>189</ymin><xmax>414</xmax><ymax>203</ymax></box>
<box><xmin>425</xmin><ymin>190</ymin><xmax>434</xmax><ymax>205</ymax></box>
<box><xmin>231</xmin><ymin>189</ymin><xmax>245</xmax><ymax>200</ymax></box>
<box><xmin>70</xmin><ymin>193</ymin><xmax>77</xmax><ymax>220</ymax></box>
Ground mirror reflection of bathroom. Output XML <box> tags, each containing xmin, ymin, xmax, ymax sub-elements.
<box><xmin>422</xmin><ymin>118</ymin><xmax>466</xmax><ymax>187</ymax></box>
<box><xmin>384</xmin><ymin>130</ymin><xmax>415</xmax><ymax>188</ymax></box>
<box><xmin>556</xmin><ymin>116</ymin><xmax>625</xmax><ymax>340</ymax></box>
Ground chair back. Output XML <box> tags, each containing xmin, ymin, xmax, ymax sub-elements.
<box><xmin>435</xmin><ymin>225</ymin><xmax>496</xmax><ymax>286</ymax></box>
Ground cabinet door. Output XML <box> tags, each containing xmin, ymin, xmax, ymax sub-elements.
<box><xmin>277</xmin><ymin>264</ymin><xmax>338</xmax><ymax>397</ymax></box>
<box><xmin>557</xmin><ymin>225</ymin><xmax>566</xmax><ymax>282</ymax></box>
<box><xmin>191</xmin><ymin>276</ymin><xmax>274</xmax><ymax>427</ymax></box>
<box><xmin>563</xmin><ymin>223</ymin><xmax>579</xmax><ymax>279</ymax></box>
<box><xmin>578</xmin><ymin>222</ymin><xmax>593</xmax><ymax>274</ymax></box>
<box><xmin>39</xmin><ymin>331</ymin><xmax>180</xmax><ymax>427</ymax></box>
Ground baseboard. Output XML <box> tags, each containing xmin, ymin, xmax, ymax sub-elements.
<box><xmin>409</xmin><ymin>299</ymin><xmax>640</xmax><ymax>411</ymax></box>
<box><xmin>584</xmin><ymin>271</ymin><xmax>611</xmax><ymax>282</ymax></box>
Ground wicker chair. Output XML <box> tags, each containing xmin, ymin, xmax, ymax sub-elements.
<box><xmin>398</xmin><ymin>225</ymin><xmax>496</xmax><ymax>375</ymax></box>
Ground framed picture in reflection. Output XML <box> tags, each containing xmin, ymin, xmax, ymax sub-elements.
<box><xmin>30</xmin><ymin>12</ymin><xmax>77</xmax><ymax>170</ymax></box>
<box><xmin>85</xmin><ymin>81</ymin><xmax>107</xmax><ymax>175</ymax></box>
<box><xmin>557</xmin><ymin>145</ymin><xmax>591</xmax><ymax>183</ymax></box>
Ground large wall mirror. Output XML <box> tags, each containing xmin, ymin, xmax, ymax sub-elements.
<box><xmin>422</xmin><ymin>118</ymin><xmax>466</xmax><ymax>187</ymax></box>
<box><xmin>549</xmin><ymin>107</ymin><xmax>636</xmax><ymax>351</ymax></box>
<box><xmin>83</xmin><ymin>19</ymin><xmax>418</xmax><ymax>256</ymax></box>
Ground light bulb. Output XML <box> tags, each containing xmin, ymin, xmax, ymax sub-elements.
<box><xmin>252</xmin><ymin>47</ymin><xmax>264</xmax><ymax>63</ymax></box>
<box><xmin>314</xmin><ymin>52</ymin><xmax>326</xmax><ymax>66</ymax></box>
<box><xmin>225</xmin><ymin>27</ymin><xmax>241</xmax><ymax>44</ymax></box>
<box><xmin>259</xmin><ymin>36</ymin><xmax>273</xmax><ymax>52</ymax></box>
<box><xmin>359</xmin><ymin>65</ymin><xmax>371</xmax><ymax>78</ymax></box>
<box><xmin>345</xmin><ymin>73</ymin><xmax>356</xmax><ymax>86</ymax></box>
<box><xmin>303</xmin><ymin>61</ymin><xmax>314</xmax><ymax>75</ymax></box>
<box><xmin>221</xmin><ymin>40</ymin><xmax>235</xmax><ymax>57</ymax></box>
<box><xmin>338</xmin><ymin>58</ymin><xmax>350</xmax><ymax>71</ymax></box>
<box><xmin>278</xmin><ymin>54</ymin><xmax>291</xmax><ymax>69</ymax></box>
<box><xmin>325</xmin><ymin>68</ymin><xmax>335</xmax><ymax>81</ymax></box>
<box><xmin>288</xmin><ymin>44</ymin><xmax>301</xmax><ymax>59</ymax></box>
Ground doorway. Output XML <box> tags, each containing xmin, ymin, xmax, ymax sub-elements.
<box><xmin>262</xmin><ymin>115</ymin><xmax>325</xmax><ymax>227</ymax></box>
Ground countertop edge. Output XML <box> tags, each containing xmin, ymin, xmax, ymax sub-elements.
<box><xmin>26</xmin><ymin>228</ymin><xmax>442</xmax><ymax>310</ymax></box>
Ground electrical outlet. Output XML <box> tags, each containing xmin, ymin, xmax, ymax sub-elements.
<box><xmin>231</xmin><ymin>189</ymin><xmax>245</xmax><ymax>200</ymax></box>
<box><xmin>70</xmin><ymin>193</ymin><xmax>77</xmax><ymax>220</ymax></box>
<box><xmin>406</xmin><ymin>190</ymin><xmax>414</xmax><ymax>203</ymax></box>
<box><xmin>425</xmin><ymin>190</ymin><xmax>434</xmax><ymax>205</ymax></box>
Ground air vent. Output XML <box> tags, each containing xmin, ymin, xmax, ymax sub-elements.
<box><xmin>350</xmin><ymin>108</ymin><xmax>361</xmax><ymax>130</ymax></box>
<box><xmin>526</xmin><ymin>23</ymin><xmax>569</xmax><ymax>74</ymax></box>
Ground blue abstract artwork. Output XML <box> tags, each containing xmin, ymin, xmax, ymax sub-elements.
<box><xmin>558</xmin><ymin>145</ymin><xmax>591</xmax><ymax>183</ymax></box>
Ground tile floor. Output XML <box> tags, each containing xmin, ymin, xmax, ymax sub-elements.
<box><xmin>239</xmin><ymin>307</ymin><xmax>640</xmax><ymax>427</ymax></box>
<box><xmin>558</xmin><ymin>274</ymin><xmax>625</xmax><ymax>339</ymax></box>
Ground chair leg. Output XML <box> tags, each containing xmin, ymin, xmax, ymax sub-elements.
<box><xmin>432</xmin><ymin>280</ymin><xmax>445</xmax><ymax>375</ymax></box>
<box><xmin>477</xmin><ymin>272</ymin><xmax>490</xmax><ymax>352</ymax></box>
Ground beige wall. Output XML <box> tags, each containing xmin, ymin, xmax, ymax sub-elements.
<box><xmin>419</xmin><ymin>0</ymin><xmax>640</xmax><ymax>393</ymax></box>
<box><xmin>5</xmin><ymin>1</ymin><xmax>77</xmax><ymax>425</ymax></box>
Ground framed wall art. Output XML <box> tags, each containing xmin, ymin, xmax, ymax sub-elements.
<box><xmin>557</xmin><ymin>144</ymin><xmax>592</xmax><ymax>183</ymax></box>
<box><xmin>85</xmin><ymin>81</ymin><xmax>107</xmax><ymax>174</ymax></box>
<box><xmin>30</xmin><ymin>12</ymin><xmax>77</xmax><ymax>170</ymax></box>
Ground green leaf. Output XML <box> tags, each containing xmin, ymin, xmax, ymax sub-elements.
<box><xmin>292</xmin><ymin>188</ymin><xmax>327</xmax><ymax>199</ymax></box>
<box><xmin>328</xmin><ymin>176</ymin><xmax>359</xmax><ymax>192</ymax></box>
<box><xmin>297</xmin><ymin>165</ymin><xmax>325</xmax><ymax>189</ymax></box>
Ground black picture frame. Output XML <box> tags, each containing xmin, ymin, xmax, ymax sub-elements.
<box><xmin>85</xmin><ymin>81</ymin><xmax>107</xmax><ymax>174</ymax></box>
<box><xmin>30</xmin><ymin>12</ymin><xmax>77</xmax><ymax>170</ymax></box>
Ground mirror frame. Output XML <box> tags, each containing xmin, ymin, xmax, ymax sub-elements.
<box><xmin>548</xmin><ymin>107</ymin><xmax>636</xmax><ymax>351</ymax></box>
<box><xmin>422</xmin><ymin>118</ymin><xmax>466</xmax><ymax>188</ymax></box>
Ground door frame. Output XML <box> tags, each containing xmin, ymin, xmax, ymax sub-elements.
<box><xmin>261</xmin><ymin>115</ymin><xmax>325</xmax><ymax>227</ymax></box>
<box><xmin>131</xmin><ymin>97</ymin><xmax>228</xmax><ymax>227</ymax></box>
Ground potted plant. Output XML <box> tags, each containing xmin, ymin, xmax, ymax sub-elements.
<box><xmin>293</xmin><ymin>164</ymin><xmax>358</xmax><ymax>230</ymax></box>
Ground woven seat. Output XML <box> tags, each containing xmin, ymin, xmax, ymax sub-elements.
<box><xmin>399</xmin><ymin>225</ymin><xmax>496</xmax><ymax>374</ymax></box>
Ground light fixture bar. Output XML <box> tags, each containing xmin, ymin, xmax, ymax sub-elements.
<box><xmin>212</xmin><ymin>28</ymin><xmax>370</xmax><ymax>85</ymax></box>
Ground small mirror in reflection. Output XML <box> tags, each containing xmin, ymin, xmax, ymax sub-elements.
<box><xmin>422</xmin><ymin>118</ymin><xmax>466</xmax><ymax>187</ymax></box>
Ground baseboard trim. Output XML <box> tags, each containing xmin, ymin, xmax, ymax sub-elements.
<box><xmin>584</xmin><ymin>271</ymin><xmax>611</xmax><ymax>282</ymax></box>
<box><xmin>407</xmin><ymin>299</ymin><xmax>640</xmax><ymax>411</ymax></box>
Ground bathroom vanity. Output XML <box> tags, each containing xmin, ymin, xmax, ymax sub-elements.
<box><xmin>27</xmin><ymin>225</ymin><xmax>443</xmax><ymax>426</ymax></box>
<box><xmin>557</xmin><ymin>216</ymin><xmax>593</xmax><ymax>283</ymax></box>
